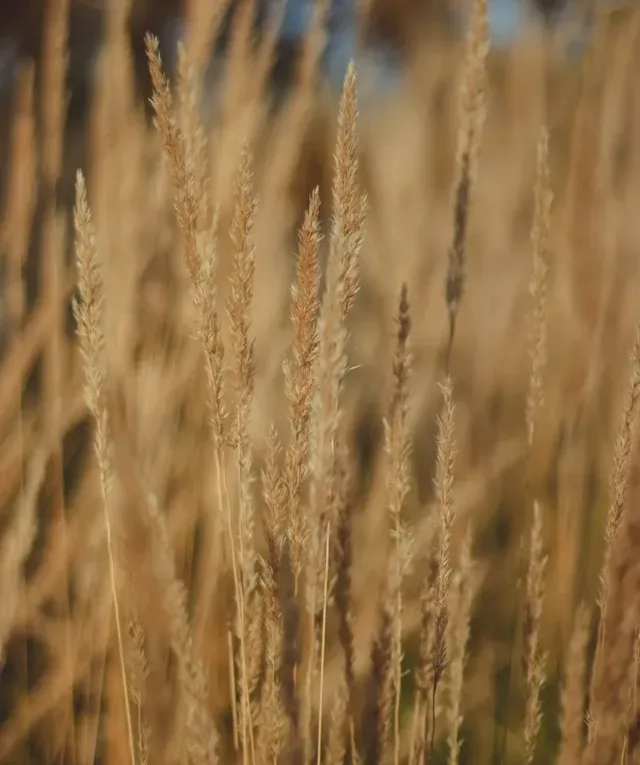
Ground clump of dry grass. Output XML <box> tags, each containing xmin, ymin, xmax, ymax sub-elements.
<box><xmin>2</xmin><ymin>1</ymin><xmax>640</xmax><ymax>765</ymax></box>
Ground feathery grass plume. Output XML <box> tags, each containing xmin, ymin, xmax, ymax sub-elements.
<box><xmin>526</xmin><ymin>127</ymin><xmax>553</xmax><ymax>448</ymax></box>
<box><xmin>305</xmin><ymin>60</ymin><xmax>365</xmax><ymax>762</ymax></box>
<box><xmin>588</xmin><ymin>323</ymin><xmax>640</xmax><ymax>740</ymax></box>
<box><xmin>429</xmin><ymin>377</ymin><xmax>457</xmax><ymax>755</ymax></box>
<box><xmin>557</xmin><ymin>604</ymin><xmax>590</xmax><ymax>765</ymax></box>
<box><xmin>331</xmin><ymin>63</ymin><xmax>367</xmax><ymax>323</ymax></box>
<box><xmin>228</xmin><ymin>143</ymin><xmax>258</xmax><ymax>582</ymax></box>
<box><xmin>522</xmin><ymin>501</ymin><xmax>547</xmax><ymax>764</ymax></box>
<box><xmin>146</xmin><ymin>34</ymin><xmax>200</xmax><ymax>282</ymax></box>
<box><xmin>73</xmin><ymin>170</ymin><xmax>136</xmax><ymax>765</ymax></box>
<box><xmin>262</xmin><ymin>425</ymin><xmax>287</xmax><ymax>578</ymax></box>
<box><xmin>447</xmin><ymin>527</ymin><xmax>480</xmax><ymax>765</ymax></box>
<box><xmin>387</xmin><ymin>284</ymin><xmax>413</xmax><ymax>765</ymax></box>
<box><xmin>147</xmin><ymin>31</ymin><xmax>240</xmax><ymax>761</ymax></box>
<box><xmin>125</xmin><ymin>619</ymin><xmax>151</xmax><ymax>765</ymax></box>
<box><xmin>364</xmin><ymin>283</ymin><xmax>413</xmax><ymax>765</ymax></box>
<box><xmin>445</xmin><ymin>0</ymin><xmax>489</xmax><ymax>360</ymax></box>
<box><xmin>228</xmin><ymin>143</ymin><xmax>260</xmax><ymax>765</ymax></box>
<box><xmin>192</xmin><ymin>205</ymin><xmax>228</xmax><ymax>449</ymax></box>
<box><xmin>176</xmin><ymin>42</ymin><xmax>211</xmax><ymax>232</ymax></box>
<box><xmin>285</xmin><ymin>187</ymin><xmax>322</xmax><ymax>589</ymax></box>
<box><xmin>149</xmin><ymin>35</ymin><xmax>239</xmax><ymax>740</ymax></box>
<box><xmin>274</xmin><ymin>183</ymin><xmax>321</xmax><ymax>762</ymax></box>
<box><xmin>495</xmin><ymin>127</ymin><xmax>553</xmax><ymax>765</ymax></box>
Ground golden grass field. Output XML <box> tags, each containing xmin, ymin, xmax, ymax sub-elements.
<box><xmin>1</xmin><ymin>1</ymin><xmax>640</xmax><ymax>764</ymax></box>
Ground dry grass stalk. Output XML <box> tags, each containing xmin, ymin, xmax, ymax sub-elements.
<box><xmin>522</xmin><ymin>501</ymin><xmax>548</xmax><ymax>764</ymax></box>
<box><xmin>410</xmin><ymin>554</ymin><xmax>438</xmax><ymax>765</ymax></box>
<box><xmin>147</xmin><ymin>34</ymin><xmax>259</xmax><ymax>764</ymax></box>
<box><xmin>526</xmin><ymin>126</ymin><xmax>552</xmax><ymax>448</ymax></box>
<box><xmin>409</xmin><ymin>377</ymin><xmax>457</xmax><ymax>765</ymax></box>
<box><xmin>40</xmin><ymin>1</ymin><xmax>74</xmax><ymax>756</ymax></box>
<box><xmin>304</xmin><ymin>61</ymin><xmax>365</xmax><ymax>763</ymax></box>
<box><xmin>445</xmin><ymin>0</ymin><xmax>489</xmax><ymax>359</ymax></box>
<box><xmin>316</xmin><ymin>519</ymin><xmax>332</xmax><ymax>765</ymax></box>
<box><xmin>387</xmin><ymin>284</ymin><xmax>413</xmax><ymax>765</ymax></box>
<box><xmin>40</xmin><ymin>0</ymin><xmax>68</xmax><ymax>440</ymax></box>
<box><xmin>296</xmin><ymin>0</ymin><xmax>330</xmax><ymax>94</ymax></box>
<box><xmin>446</xmin><ymin>527</ymin><xmax>480</xmax><ymax>765</ymax></box>
<box><xmin>9</xmin><ymin>6</ymin><xmax>640</xmax><ymax>765</ymax></box>
<box><xmin>625</xmin><ymin>628</ymin><xmax>640</xmax><ymax>765</ymax></box>
<box><xmin>599</xmin><ymin>324</ymin><xmax>640</xmax><ymax>610</ymax></box>
<box><xmin>228</xmin><ymin>143</ymin><xmax>260</xmax><ymax>765</ymax></box>
<box><xmin>584</xmin><ymin>481</ymin><xmax>640</xmax><ymax>765</ymax></box>
<box><xmin>0</xmin><ymin>447</ymin><xmax>47</xmax><ymax>669</ymax></box>
<box><xmin>184</xmin><ymin>0</ymin><xmax>231</xmax><ymax>76</ymax></box>
<box><xmin>255</xmin><ymin>539</ymin><xmax>287</xmax><ymax>765</ymax></box>
<box><xmin>279</xmin><ymin>188</ymin><xmax>322</xmax><ymax>752</ymax></box>
<box><xmin>262</xmin><ymin>425</ymin><xmax>287</xmax><ymax>579</ymax></box>
<box><xmin>365</xmin><ymin>283</ymin><xmax>413</xmax><ymax>765</ymax></box>
<box><xmin>2</xmin><ymin>63</ymin><xmax>35</xmax><ymax>334</ymax></box>
<box><xmin>431</xmin><ymin>378</ymin><xmax>457</xmax><ymax>749</ymax></box>
<box><xmin>285</xmin><ymin>187</ymin><xmax>322</xmax><ymax>588</ymax></box>
<box><xmin>557</xmin><ymin>604</ymin><xmax>590</xmax><ymax>765</ymax></box>
<box><xmin>586</xmin><ymin>324</ymin><xmax>640</xmax><ymax>765</ymax></box>
<box><xmin>587</xmin><ymin>323</ymin><xmax>640</xmax><ymax>742</ymax></box>
<box><xmin>125</xmin><ymin>619</ymin><xmax>151</xmax><ymax>765</ymax></box>
<box><xmin>334</xmin><ymin>453</ymin><xmax>357</xmax><ymax>762</ymax></box>
<box><xmin>72</xmin><ymin>170</ymin><xmax>136</xmax><ymax>765</ymax></box>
